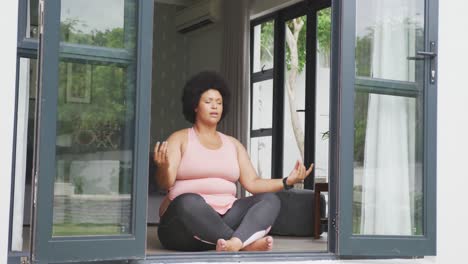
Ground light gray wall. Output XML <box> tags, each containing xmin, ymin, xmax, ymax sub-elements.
<box><xmin>151</xmin><ymin>3</ymin><xmax>190</xmax><ymax>146</ymax></box>
<box><xmin>151</xmin><ymin>3</ymin><xmax>223</xmax><ymax>145</ymax></box>
<box><xmin>186</xmin><ymin>23</ymin><xmax>223</xmax><ymax>77</ymax></box>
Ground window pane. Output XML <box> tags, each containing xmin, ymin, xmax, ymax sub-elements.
<box><xmin>252</xmin><ymin>80</ymin><xmax>273</xmax><ymax>130</ymax></box>
<box><xmin>60</xmin><ymin>0</ymin><xmax>135</xmax><ymax>49</ymax></box>
<box><xmin>253</xmin><ymin>21</ymin><xmax>274</xmax><ymax>73</ymax></box>
<box><xmin>315</xmin><ymin>8</ymin><xmax>331</xmax><ymax>182</ymax></box>
<box><xmin>52</xmin><ymin>61</ymin><xmax>135</xmax><ymax>237</ymax></box>
<box><xmin>282</xmin><ymin>15</ymin><xmax>307</xmax><ymax>180</ymax></box>
<box><xmin>250</xmin><ymin>137</ymin><xmax>272</xmax><ymax>179</ymax></box>
<box><xmin>352</xmin><ymin>0</ymin><xmax>424</xmax><ymax>236</ymax></box>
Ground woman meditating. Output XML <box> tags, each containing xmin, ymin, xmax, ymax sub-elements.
<box><xmin>154</xmin><ymin>71</ymin><xmax>313</xmax><ymax>252</ymax></box>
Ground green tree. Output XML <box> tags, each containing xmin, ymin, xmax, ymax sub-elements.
<box><xmin>285</xmin><ymin>16</ymin><xmax>307</xmax><ymax>157</ymax></box>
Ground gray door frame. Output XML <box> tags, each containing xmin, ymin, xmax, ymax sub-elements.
<box><xmin>31</xmin><ymin>0</ymin><xmax>153</xmax><ymax>262</ymax></box>
<box><xmin>330</xmin><ymin>0</ymin><xmax>438</xmax><ymax>257</ymax></box>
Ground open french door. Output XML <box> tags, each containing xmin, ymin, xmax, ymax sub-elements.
<box><xmin>31</xmin><ymin>0</ymin><xmax>153</xmax><ymax>262</ymax></box>
<box><xmin>330</xmin><ymin>0</ymin><xmax>437</xmax><ymax>257</ymax></box>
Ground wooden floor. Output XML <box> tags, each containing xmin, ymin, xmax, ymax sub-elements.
<box><xmin>146</xmin><ymin>225</ymin><xmax>327</xmax><ymax>254</ymax></box>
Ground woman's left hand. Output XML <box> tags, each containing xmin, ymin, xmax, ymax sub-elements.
<box><xmin>286</xmin><ymin>160</ymin><xmax>314</xmax><ymax>185</ymax></box>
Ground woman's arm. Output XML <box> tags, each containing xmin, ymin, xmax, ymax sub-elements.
<box><xmin>154</xmin><ymin>130</ymin><xmax>183</xmax><ymax>190</ymax></box>
<box><xmin>231</xmin><ymin>137</ymin><xmax>313</xmax><ymax>194</ymax></box>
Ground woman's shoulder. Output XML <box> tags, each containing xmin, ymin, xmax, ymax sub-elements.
<box><xmin>222</xmin><ymin>134</ymin><xmax>243</xmax><ymax>149</ymax></box>
<box><xmin>167</xmin><ymin>128</ymin><xmax>191</xmax><ymax>143</ymax></box>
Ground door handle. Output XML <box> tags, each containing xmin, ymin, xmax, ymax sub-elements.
<box><xmin>407</xmin><ymin>51</ymin><xmax>437</xmax><ymax>61</ymax></box>
<box><xmin>296</xmin><ymin>109</ymin><xmax>306</xmax><ymax>112</ymax></box>
<box><xmin>416</xmin><ymin>51</ymin><xmax>437</xmax><ymax>58</ymax></box>
<box><xmin>408</xmin><ymin>42</ymin><xmax>437</xmax><ymax>84</ymax></box>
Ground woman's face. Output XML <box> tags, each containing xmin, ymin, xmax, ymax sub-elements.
<box><xmin>195</xmin><ymin>89</ymin><xmax>223</xmax><ymax>125</ymax></box>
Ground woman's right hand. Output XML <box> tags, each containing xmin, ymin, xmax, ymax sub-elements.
<box><xmin>154</xmin><ymin>141</ymin><xmax>170</xmax><ymax>169</ymax></box>
<box><xmin>286</xmin><ymin>160</ymin><xmax>314</xmax><ymax>186</ymax></box>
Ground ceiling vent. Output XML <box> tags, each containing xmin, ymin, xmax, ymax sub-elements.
<box><xmin>175</xmin><ymin>0</ymin><xmax>221</xmax><ymax>34</ymax></box>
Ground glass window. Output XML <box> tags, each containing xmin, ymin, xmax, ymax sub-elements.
<box><xmin>250</xmin><ymin>136</ymin><xmax>272</xmax><ymax>179</ymax></box>
<box><xmin>60</xmin><ymin>0</ymin><xmax>131</xmax><ymax>49</ymax></box>
<box><xmin>51</xmin><ymin>0</ymin><xmax>139</xmax><ymax>237</ymax></box>
<box><xmin>53</xmin><ymin>61</ymin><xmax>135</xmax><ymax>236</ymax></box>
<box><xmin>315</xmin><ymin>8</ymin><xmax>331</xmax><ymax>182</ymax></box>
<box><xmin>352</xmin><ymin>0</ymin><xmax>424</xmax><ymax>236</ymax></box>
<box><xmin>252</xmin><ymin>80</ymin><xmax>273</xmax><ymax>130</ymax></box>
<box><xmin>253</xmin><ymin>20</ymin><xmax>274</xmax><ymax>73</ymax></box>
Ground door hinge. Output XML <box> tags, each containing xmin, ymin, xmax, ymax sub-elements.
<box><xmin>20</xmin><ymin>256</ymin><xmax>30</xmax><ymax>264</ymax></box>
<box><xmin>39</xmin><ymin>0</ymin><xmax>44</xmax><ymax>35</ymax></box>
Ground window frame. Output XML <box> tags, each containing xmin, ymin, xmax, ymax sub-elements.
<box><xmin>249</xmin><ymin>14</ymin><xmax>277</xmax><ymax>182</ymax></box>
<box><xmin>250</xmin><ymin>0</ymin><xmax>331</xmax><ymax>185</ymax></box>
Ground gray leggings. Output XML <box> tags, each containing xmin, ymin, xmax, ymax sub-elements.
<box><xmin>157</xmin><ymin>192</ymin><xmax>281</xmax><ymax>251</ymax></box>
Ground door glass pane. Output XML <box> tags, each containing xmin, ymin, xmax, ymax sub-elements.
<box><xmin>52</xmin><ymin>0</ymin><xmax>138</xmax><ymax>237</ymax></box>
<box><xmin>252</xmin><ymin>80</ymin><xmax>273</xmax><ymax>130</ymax></box>
<box><xmin>60</xmin><ymin>0</ymin><xmax>134</xmax><ymax>49</ymax></box>
<box><xmin>352</xmin><ymin>0</ymin><xmax>424</xmax><ymax>236</ymax></box>
<box><xmin>53</xmin><ymin>61</ymin><xmax>135</xmax><ymax>237</ymax></box>
<box><xmin>315</xmin><ymin>8</ymin><xmax>331</xmax><ymax>182</ymax></box>
<box><xmin>253</xmin><ymin>21</ymin><xmax>274</xmax><ymax>73</ymax></box>
<box><xmin>250</xmin><ymin>136</ymin><xmax>272</xmax><ymax>179</ymax></box>
<box><xmin>283</xmin><ymin>15</ymin><xmax>307</xmax><ymax>180</ymax></box>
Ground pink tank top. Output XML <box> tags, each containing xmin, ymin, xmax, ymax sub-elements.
<box><xmin>166</xmin><ymin>127</ymin><xmax>240</xmax><ymax>215</ymax></box>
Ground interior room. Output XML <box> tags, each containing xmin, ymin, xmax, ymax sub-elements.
<box><xmin>146</xmin><ymin>0</ymin><xmax>331</xmax><ymax>254</ymax></box>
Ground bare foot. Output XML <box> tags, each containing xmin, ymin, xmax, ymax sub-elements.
<box><xmin>216</xmin><ymin>237</ymin><xmax>243</xmax><ymax>252</ymax></box>
<box><xmin>241</xmin><ymin>236</ymin><xmax>274</xmax><ymax>251</ymax></box>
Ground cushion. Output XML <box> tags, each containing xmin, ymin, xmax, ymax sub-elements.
<box><xmin>270</xmin><ymin>189</ymin><xmax>326</xmax><ymax>237</ymax></box>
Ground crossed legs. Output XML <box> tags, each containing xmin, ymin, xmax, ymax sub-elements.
<box><xmin>157</xmin><ymin>192</ymin><xmax>281</xmax><ymax>252</ymax></box>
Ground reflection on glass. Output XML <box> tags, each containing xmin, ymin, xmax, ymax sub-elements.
<box><xmin>253</xmin><ymin>21</ymin><xmax>274</xmax><ymax>72</ymax></box>
<box><xmin>52</xmin><ymin>60</ymin><xmax>135</xmax><ymax>237</ymax></box>
<box><xmin>60</xmin><ymin>0</ymin><xmax>135</xmax><ymax>49</ymax></box>
<box><xmin>315</xmin><ymin>8</ymin><xmax>331</xmax><ymax>181</ymax></box>
<box><xmin>252</xmin><ymin>80</ymin><xmax>273</xmax><ymax>130</ymax></box>
<box><xmin>250</xmin><ymin>137</ymin><xmax>272</xmax><ymax>179</ymax></box>
<box><xmin>352</xmin><ymin>0</ymin><xmax>424</xmax><ymax>236</ymax></box>
<box><xmin>282</xmin><ymin>15</ymin><xmax>307</xmax><ymax>181</ymax></box>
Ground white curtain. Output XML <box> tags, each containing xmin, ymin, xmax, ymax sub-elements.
<box><xmin>360</xmin><ymin>0</ymin><xmax>417</xmax><ymax>235</ymax></box>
